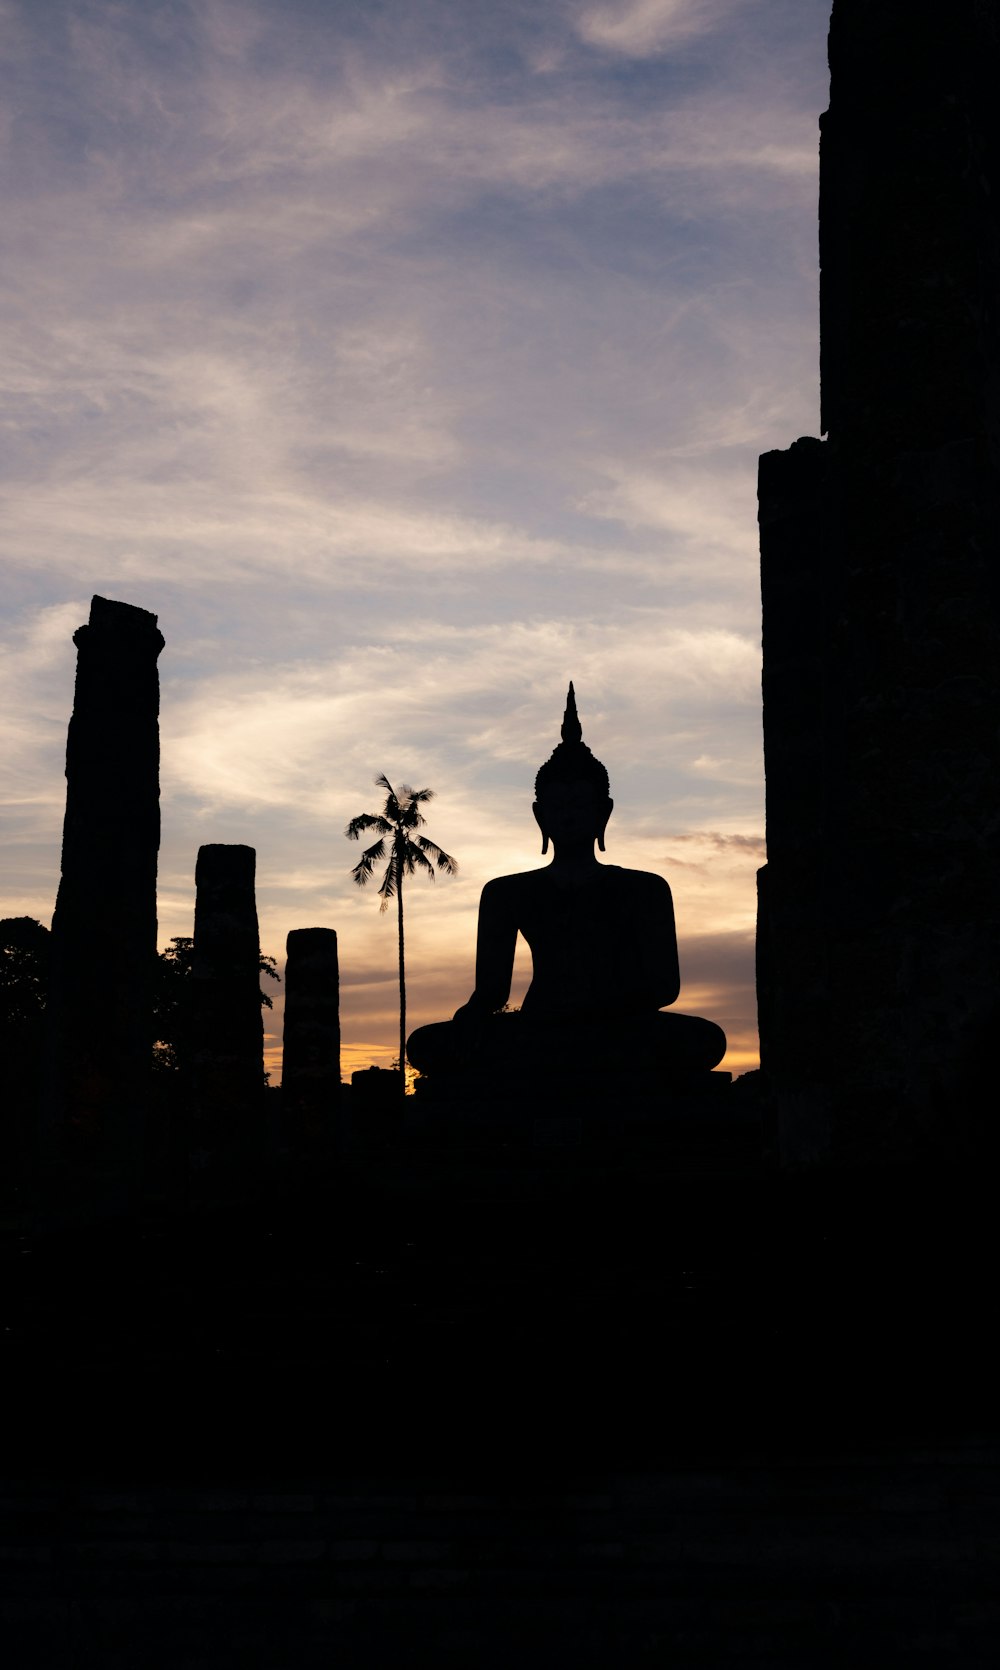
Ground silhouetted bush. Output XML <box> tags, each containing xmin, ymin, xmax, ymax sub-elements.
<box><xmin>0</xmin><ymin>916</ymin><xmax>51</xmax><ymax>1172</ymax></box>
<box><xmin>152</xmin><ymin>935</ymin><xmax>280</xmax><ymax>1078</ymax></box>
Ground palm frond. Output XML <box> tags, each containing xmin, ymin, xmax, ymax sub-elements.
<box><xmin>377</xmin><ymin>853</ymin><xmax>399</xmax><ymax>912</ymax></box>
<box><xmin>405</xmin><ymin>842</ymin><xmax>436</xmax><ymax>878</ymax></box>
<box><xmin>409</xmin><ymin>786</ymin><xmax>435</xmax><ymax>803</ymax></box>
<box><xmin>400</xmin><ymin>802</ymin><xmax>427</xmax><ymax>830</ymax></box>
<box><xmin>373</xmin><ymin>772</ymin><xmax>400</xmax><ymax>816</ymax></box>
<box><xmin>350</xmin><ymin>838</ymin><xmax>386</xmax><ymax>886</ymax></box>
<box><xmin>416</xmin><ymin>835</ymin><xmax>458</xmax><ymax>875</ymax></box>
<box><xmin>345</xmin><ymin>813</ymin><xmax>393</xmax><ymax>841</ymax></box>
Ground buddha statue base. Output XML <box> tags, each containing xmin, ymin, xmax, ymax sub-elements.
<box><xmin>413</xmin><ymin>1062</ymin><xmax>731</xmax><ymax>1102</ymax></box>
<box><xmin>407</xmin><ymin>1007</ymin><xmax>727</xmax><ymax>1082</ymax></box>
<box><xmin>407</xmin><ymin>1062</ymin><xmax>754</xmax><ymax>1157</ymax></box>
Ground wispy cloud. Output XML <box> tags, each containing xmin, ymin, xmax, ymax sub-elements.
<box><xmin>574</xmin><ymin>0</ymin><xmax>738</xmax><ymax>59</ymax></box>
<box><xmin>158</xmin><ymin>615</ymin><xmax>762</xmax><ymax>818</ymax></box>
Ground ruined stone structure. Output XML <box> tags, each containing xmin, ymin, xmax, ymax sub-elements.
<box><xmin>46</xmin><ymin>596</ymin><xmax>164</xmax><ymax>1163</ymax></box>
<box><xmin>758</xmin><ymin>2</ymin><xmax>1000</xmax><ymax>1165</ymax></box>
<box><xmin>191</xmin><ymin>844</ymin><xmax>265</xmax><ymax>1170</ymax></box>
<box><xmin>281</xmin><ymin>927</ymin><xmax>341</xmax><ymax>1152</ymax></box>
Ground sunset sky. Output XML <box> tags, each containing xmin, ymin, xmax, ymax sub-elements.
<box><xmin>1</xmin><ymin>0</ymin><xmax>830</xmax><ymax>1081</ymax></box>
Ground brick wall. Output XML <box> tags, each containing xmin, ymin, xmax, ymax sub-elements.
<box><xmin>3</xmin><ymin>1446</ymin><xmax>998</xmax><ymax>1666</ymax></box>
<box><xmin>3</xmin><ymin>1157</ymin><xmax>999</xmax><ymax>1663</ymax></box>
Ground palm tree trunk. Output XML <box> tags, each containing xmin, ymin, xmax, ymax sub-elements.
<box><xmin>397</xmin><ymin>856</ymin><xmax>406</xmax><ymax>1093</ymax></box>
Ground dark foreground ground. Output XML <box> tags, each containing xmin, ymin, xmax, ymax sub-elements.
<box><xmin>2</xmin><ymin>1116</ymin><xmax>998</xmax><ymax>1665</ymax></box>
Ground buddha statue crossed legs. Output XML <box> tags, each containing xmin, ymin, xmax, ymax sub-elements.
<box><xmin>407</xmin><ymin>686</ymin><xmax>726</xmax><ymax>1084</ymax></box>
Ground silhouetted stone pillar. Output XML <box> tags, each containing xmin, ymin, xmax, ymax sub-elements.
<box><xmin>45</xmin><ymin>595</ymin><xmax>164</xmax><ymax>1165</ymax></box>
<box><xmin>281</xmin><ymin>928</ymin><xmax>341</xmax><ymax>1153</ymax></box>
<box><xmin>191</xmin><ymin>844</ymin><xmax>264</xmax><ymax>1176</ymax></box>
<box><xmin>757</xmin><ymin>437</ymin><xmax>838</xmax><ymax>1165</ymax></box>
<box><xmin>759</xmin><ymin>2</ymin><xmax>1000</xmax><ymax>1166</ymax></box>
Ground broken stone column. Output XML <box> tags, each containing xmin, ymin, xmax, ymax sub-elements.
<box><xmin>191</xmin><ymin>844</ymin><xmax>265</xmax><ymax>1174</ymax></box>
<box><xmin>281</xmin><ymin>928</ymin><xmax>341</xmax><ymax>1153</ymax></box>
<box><xmin>45</xmin><ymin>595</ymin><xmax>164</xmax><ymax>1164</ymax></box>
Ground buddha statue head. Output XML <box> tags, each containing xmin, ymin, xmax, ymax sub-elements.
<box><xmin>533</xmin><ymin>683</ymin><xmax>613</xmax><ymax>856</ymax></box>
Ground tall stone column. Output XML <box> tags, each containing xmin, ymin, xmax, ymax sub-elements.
<box><xmin>758</xmin><ymin>2</ymin><xmax>1000</xmax><ymax>1166</ymax></box>
<box><xmin>281</xmin><ymin>928</ymin><xmax>341</xmax><ymax>1154</ymax></box>
<box><xmin>191</xmin><ymin>844</ymin><xmax>265</xmax><ymax>1176</ymax></box>
<box><xmin>46</xmin><ymin>595</ymin><xmax>164</xmax><ymax>1165</ymax></box>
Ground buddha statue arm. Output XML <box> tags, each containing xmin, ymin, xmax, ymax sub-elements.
<box><xmin>637</xmin><ymin>872</ymin><xmax>681</xmax><ymax>1010</ymax></box>
<box><xmin>452</xmin><ymin>877</ymin><xmax>518</xmax><ymax>1025</ymax></box>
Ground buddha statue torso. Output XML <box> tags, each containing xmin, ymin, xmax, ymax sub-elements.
<box><xmin>473</xmin><ymin>863</ymin><xmax>679</xmax><ymax>1024</ymax></box>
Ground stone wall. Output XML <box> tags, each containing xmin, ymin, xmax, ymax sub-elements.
<box><xmin>758</xmin><ymin>1</ymin><xmax>1000</xmax><ymax>1165</ymax></box>
<box><xmin>3</xmin><ymin>1450</ymin><xmax>996</xmax><ymax>1666</ymax></box>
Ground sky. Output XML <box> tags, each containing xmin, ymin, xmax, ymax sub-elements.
<box><xmin>1</xmin><ymin>0</ymin><xmax>831</xmax><ymax>1082</ymax></box>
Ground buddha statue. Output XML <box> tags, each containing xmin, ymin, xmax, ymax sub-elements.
<box><xmin>406</xmin><ymin>685</ymin><xmax>727</xmax><ymax>1083</ymax></box>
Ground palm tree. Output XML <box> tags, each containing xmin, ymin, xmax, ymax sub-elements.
<box><xmin>346</xmin><ymin>775</ymin><xmax>457</xmax><ymax>1089</ymax></box>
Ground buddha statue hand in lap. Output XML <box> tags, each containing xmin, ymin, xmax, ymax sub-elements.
<box><xmin>406</xmin><ymin>684</ymin><xmax>726</xmax><ymax>1080</ymax></box>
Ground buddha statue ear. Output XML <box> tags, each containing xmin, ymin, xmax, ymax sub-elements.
<box><xmin>532</xmin><ymin>800</ymin><xmax>549</xmax><ymax>855</ymax></box>
<box><xmin>597</xmin><ymin>797</ymin><xmax>613</xmax><ymax>853</ymax></box>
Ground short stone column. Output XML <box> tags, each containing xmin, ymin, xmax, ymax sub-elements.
<box><xmin>45</xmin><ymin>595</ymin><xmax>164</xmax><ymax>1166</ymax></box>
<box><xmin>191</xmin><ymin>844</ymin><xmax>264</xmax><ymax>1179</ymax></box>
<box><xmin>281</xmin><ymin>928</ymin><xmax>341</xmax><ymax>1153</ymax></box>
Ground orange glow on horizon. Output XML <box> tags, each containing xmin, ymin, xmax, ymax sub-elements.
<box><xmin>265</xmin><ymin>1032</ymin><xmax>759</xmax><ymax>1088</ymax></box>
<box><xmin>720</xmin><ymin>1045</ymin><xmax>760</xmax><ymax>1077</ymax></box>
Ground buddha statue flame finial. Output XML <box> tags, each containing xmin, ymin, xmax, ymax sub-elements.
<box><xmin>561</xmin><ymin>681</ymin><xmax>583</xmax><ymax>747</ymax></box>
<box><xmin>534</xmin><ymin>683</ymin><xmax>611</xmax><ymax>852</ymax></box>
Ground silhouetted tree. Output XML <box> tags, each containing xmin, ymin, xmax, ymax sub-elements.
<box><xmin>346</xmin><ymin>776</ymin><xmax>457</xmax><ymax>1088</ymax></box>
<box><xmin>0</xmin><ymin>917</ymin><xmax>51</xmax><ymax>1170</ymax></box>
<box><xmin>0</xmin><ymin>917</ymin><xmax>50</xmax><ymax>1028</ymax></box>
<box><xmin>153</xmin><ymin>935</ymin><xmax>280</xmax><ymax>1078</ymax></box>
